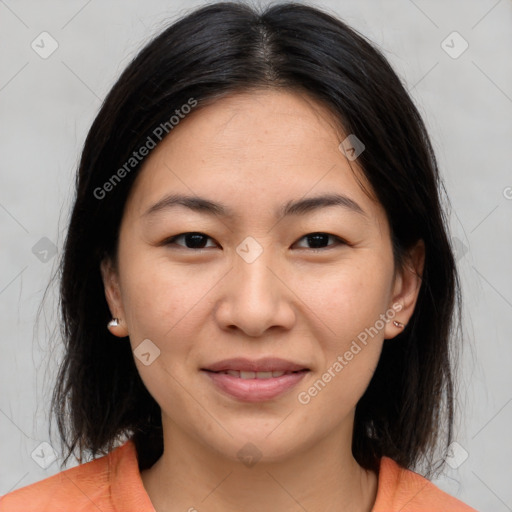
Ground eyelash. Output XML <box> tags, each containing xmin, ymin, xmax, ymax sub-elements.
<box><xmin>163</xmin><ymin>232</ymin><xmax>348</xmax><ymax>252</ymax></box>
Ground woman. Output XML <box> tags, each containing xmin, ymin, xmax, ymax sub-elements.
<box><xmin>0</xmin><ymin>2</ymin><xmax>477</xmax><ymax>511</ymax></box>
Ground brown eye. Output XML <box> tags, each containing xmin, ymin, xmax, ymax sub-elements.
<box><xmin>294</xmin><ymin>232</ymin><xmax>346</xmax><ymax>250</ymax></box>
<box><xmin>165</xmin><ymin>232</ymin><xmax>218</xmax><ymax>249</ymax></box>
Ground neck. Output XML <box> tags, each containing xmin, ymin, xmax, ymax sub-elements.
<box><xmin>141</xmin><ymin>420</ymin><xmax>378</xmax><ymax>512</ymax></box>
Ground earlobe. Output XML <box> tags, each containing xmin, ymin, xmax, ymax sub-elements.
<box><xmin>100</xmin><ymin>258</ymin><xmax>129</xmax><ymax>338</ymax></box>
<box><xmin>384</xmin><ymin>240</ymin><xmax>425</xmax><ymax>340</ymax></box>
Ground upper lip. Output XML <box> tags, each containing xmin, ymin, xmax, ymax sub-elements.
<box><xmin>202</xmin><ymin>357</ymin><xmax>309</xmax><ymax>373</ymax></box>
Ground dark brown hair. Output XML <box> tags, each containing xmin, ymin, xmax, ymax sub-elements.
<box><xmin>51</xmin><ymin>1</ymin><xmax>461</xmax><ymax>476</ymax></box>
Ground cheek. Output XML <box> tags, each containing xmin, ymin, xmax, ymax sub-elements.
<box><xmin>119</xmin><ymin>252</ymin><xmax>219</xmax><ymax>341</ymax></box>
<box><xmin>298</xmin><ymin>256</ymin><xmax>394</xmax><ymax>346</ymax></box>
<box><xmin>117</xmin><ymin>254</ymin><xmax>218</xmax><ymax>413</ymax></box>
<box><xmin>293</xmin><ymin>255</ymin><xmax>393</xmax><ymax>404</ymax></box>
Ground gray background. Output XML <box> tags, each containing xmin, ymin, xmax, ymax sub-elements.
<box><xmin>1</xmin><ymin>1</ymin><xmax>511</xmax><ymax>510</ymax></box>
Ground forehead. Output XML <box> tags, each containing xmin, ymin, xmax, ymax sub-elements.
<box><xmin>124</xmin><ymin>89</ymin><xmax>383</xmax><ymax>226</ymax></box>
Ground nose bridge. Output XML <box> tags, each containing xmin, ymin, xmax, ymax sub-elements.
<box><xmin>214</xmin><ymin>238</ymin><xmax>295</xmax><ymax>336</ymax></box>
<box><xmin>235</xmin><ymin>246</ymin><xmax>277</xmax><ymax>302</ymax></box>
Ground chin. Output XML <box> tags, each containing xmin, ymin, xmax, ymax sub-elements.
<box><xmin>197</xmin><ymin>424</ymin><xmax>310</xmax><ymax>466</ymax></box>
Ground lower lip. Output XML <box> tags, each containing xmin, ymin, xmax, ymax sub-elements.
<box><xmin>202</xmin><ymin>370</ymin><xmax>308</xmax><ymax>402</ymax></box>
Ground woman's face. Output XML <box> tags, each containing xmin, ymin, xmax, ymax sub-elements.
<box><xmin>102</xmin><ymin>89</ymin><xmax>423</xmax><ymax>463</ymax></box>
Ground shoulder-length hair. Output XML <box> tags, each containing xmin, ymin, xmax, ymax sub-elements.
<box><xmin>52</xmin><ymin>1</ymin><xmax>461</xmax><ymax>475</ymax></box>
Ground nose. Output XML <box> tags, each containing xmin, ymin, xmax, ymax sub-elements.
<box><xmin>213</xmin><ymin>249</ymin><xmax>296</xmax><ymax>338</ymax></box>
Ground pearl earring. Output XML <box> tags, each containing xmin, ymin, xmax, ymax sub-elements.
<box><xmin>108</xmin><ymin>318</ymin><xmax>120</xmax><ymax>329</ymax></box>
<box><xmin>393</xmin><ymin>320</ymin><xmax>405</xmax><ymax>328</ymax></box>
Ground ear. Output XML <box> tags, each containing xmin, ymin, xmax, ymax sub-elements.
<box><xmin>100</xmin><ymin>257</ymin><xmax>129</xmax><ymax>338</ymax></box>
<box><xmin>384</xmin><ymin>240</ymin><xmax>425</xmax><ymax>340</ymax></box>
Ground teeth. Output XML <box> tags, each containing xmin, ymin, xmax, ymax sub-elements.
<box><xmin>257</xmin><ymin>371</ymin><xmax>273</xmax><ymax>379</ymax></box>
<box><xmin>219</xmin><ymin>370</ymin><xmax>290</xmax><ymax>379</ymax></box>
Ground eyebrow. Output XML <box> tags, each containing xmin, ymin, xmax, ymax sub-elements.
<box><xmin>142</xmin><ymin>192</ymin><xmax>366</xmax><ymax>219</ymax></box>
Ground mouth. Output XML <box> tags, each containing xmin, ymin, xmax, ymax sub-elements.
<box><xmin>200</xmin><ymin>357</ymin><xmax>310</xmax><ymax>402</ymax></box>
<box><xmin>201</xmin><ymin>357</ymin><xmax>310</xmax><ymax>374</ymax></box>
<box><xmin>203</xmin><ymin>369</ymin><xmax>307</xmax><ymax>379</ymax></box>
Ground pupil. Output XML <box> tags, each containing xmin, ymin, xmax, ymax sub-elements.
<box><xmin>186</xmin><ymin>233</ymin><xmax>207</xmax><ymax>248</ymax></box>
<box><xmin>308</xmin><ymin>233</ymin><xmax>327</xmax><ymax>248</ymax></box>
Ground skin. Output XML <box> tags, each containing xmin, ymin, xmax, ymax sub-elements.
<box><xmin>101</xmin><ymin>89</ymin><xmax>424</xmax><ymax>512</ymax></box>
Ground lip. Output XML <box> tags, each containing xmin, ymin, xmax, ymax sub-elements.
<box><xmin>202</xmin><ymin>357</ymin><xmax>309</xmax><ymax>373</ymax></box>
<box><xmin>201</xmin><ymin>357</ymin><xmax>310</xmax><ymax>402</ymax></box>
<box><xmin>203</xmin><ymin>370</ymin><xmax>308</xmax><ymax>402</ymax></box>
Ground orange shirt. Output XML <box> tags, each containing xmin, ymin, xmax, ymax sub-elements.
<box><xmin>0</xmin><ymin>440</ymin><xmax>478</xmax><ymax>511</ymax></box>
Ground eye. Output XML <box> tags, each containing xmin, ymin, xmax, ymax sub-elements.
<box><xmin>164</xmin><ymin>232</ymin><xmax>218</xmax><ymax>250</ymax></box>
<box><xmin>293</xmin><ymin>232</ymin><xmax>346</xmax><ymax>251</ymax></box>
<box><xmin>162</xmin><ymin>232</ymin><xmax>346</xmax><ymax>251</ymax></box>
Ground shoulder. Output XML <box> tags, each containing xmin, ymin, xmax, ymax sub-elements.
<box><xmin>373</xmin><ymin>456</ymin><xmax>479</xmax><ymax>512</ymax></box>
<box><xmin>0</xmin><ymin>441</ymin><xmax>135</xmax><ymax>512</ymax></box>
